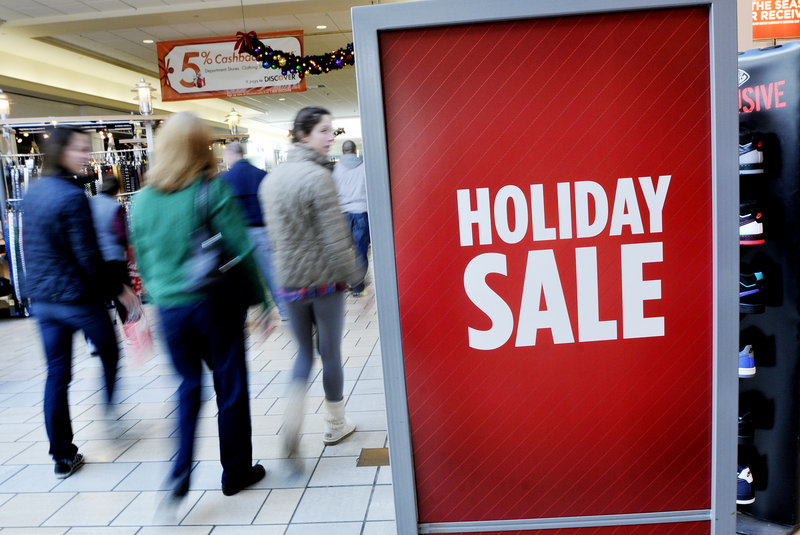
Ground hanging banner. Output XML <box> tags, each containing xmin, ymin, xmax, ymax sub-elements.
<box><xmin>157</xmin><ymin>31</ymin><xmax>306</xmax><ymax>101</ymax></box>
<box><xmin>753</xmin><ymin>0</ymin><xmax>800</xmax><ymax>39</ymax></box>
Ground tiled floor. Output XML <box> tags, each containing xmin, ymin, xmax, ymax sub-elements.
<box><xmin>0</xmin><ymin>290</ymin><xmax>396</xmax><ymax>534</ymax></box>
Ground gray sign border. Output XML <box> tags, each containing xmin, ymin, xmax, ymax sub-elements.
<box><xmin>352</xmin><ymin>1</ymin><xmax>739</xmax><ymax>533</ymax></box>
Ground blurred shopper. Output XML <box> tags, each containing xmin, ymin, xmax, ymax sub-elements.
<box><xmin>260</xmin><ymin>107</ymin><xmax>365</xmax><ymax>463</ymax></box>
<box><xmin>23</xmin><ymin>127</ymin><xmax>138</xmax><ymax>479</ymax></box>
<box><xmin>332</xmin><ymin>140</ymin><xmax>370</xmax><ymax>296</ymax></box>
<box><xmin>130</xmin><ymin>112</ymin><xmax>270</xmax><ymax>499</ymax></box>
<box><xmin>89</xmin><ymin>175</ymin><xmax>132</xmax><ymax>323</ymax></box>
<box><xmin>221</xmin><ymin>142</ymin><xmax>286</xmax><ymax>319</ymax></box>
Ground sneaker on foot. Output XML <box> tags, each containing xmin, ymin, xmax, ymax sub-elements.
<box><xmin>221</xmin><ymin>464</ymin><xmax>266</xmax><ymax>496</ymax></box>
<box><xmin>739</xmin><ymin>345</ymin><xmax>756</xmax><ymax>377</ymax></box>
<box><xmin>737</xmin><ymin>465</ymin><xmax>755</xmax><ymax>505</ymax></box>
<box><xmin>54</xmin><ymin>452</ymin><xmax>84</xmax><ymax>479</ymax></box>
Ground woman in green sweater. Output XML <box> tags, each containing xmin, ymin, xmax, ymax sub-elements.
<box><xmin>130</xmin><ymin>112</ymin><xmax>271</xmax><ymax>501</ymax></box>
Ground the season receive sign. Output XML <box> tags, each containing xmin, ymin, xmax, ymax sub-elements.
<box><xmin>157</xmin><ymin>32</ymin><xmax>306</xmax><ymax>101</ymax></box>
<box><xmin>753</xmin><ymin>0</ymin><xmax>800</xmax><ymax>39</ymax></box>
<box><xmin>354</xmin><ymin>0</ymin><xmax>739</xmax><ymax>533</ymax></box>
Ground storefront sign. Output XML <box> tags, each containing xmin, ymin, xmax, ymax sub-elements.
<box><xmin>753</xmin><ymin>0</ymin><xmax>800</xmax><ymax>39</ymax></box>
<box><xmin>354</xmin><ymin>0</ymin><xmax>738</xmax><ymax>533</ymax></box>
<box><xmin>157</xmin><ymin>32</ymin><xmax>306</xmax><ymax>101</ymax></box>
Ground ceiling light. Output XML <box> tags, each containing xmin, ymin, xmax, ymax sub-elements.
<box><xmin>278</xmin><ymin>97</ymin><xmax>286</xmax><ymax>101</ymax></box>
<box><xmin>316</xmin><ymin>25</ymin><xmax>327</xmax><ymax>29</ymax></box>
<box><xmin>142</xmin><ymin>39</ymin><xmax>154</xmax><ymax>44</ymax></box>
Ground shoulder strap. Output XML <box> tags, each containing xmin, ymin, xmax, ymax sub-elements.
<box><xmin>194</xmin><ymin>180</ymin><xmax>211</xmax><ymax>230</ymax></box>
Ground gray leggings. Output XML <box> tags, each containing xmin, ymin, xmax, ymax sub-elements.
<box><xmin>286</xmin><ymin>290</ymin><xmax>346</xmax><ymax>401</ymax></box>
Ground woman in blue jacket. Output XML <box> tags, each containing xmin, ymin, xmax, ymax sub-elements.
<box><xmin>23</xmin><ymin>127</ymin><xmax>137</xmax><ymax>479</ymax></box>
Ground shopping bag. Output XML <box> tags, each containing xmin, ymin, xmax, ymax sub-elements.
<box><xmin>123</xmin><ymin>309</ymin><xmax>153</xmax><ymax>365</ymax></box>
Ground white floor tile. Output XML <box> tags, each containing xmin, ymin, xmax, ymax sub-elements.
<box><xmin>111</xmin><ymin>490</ymin><xmax>203</xmax><ymax>526</ymax></box>
<box><xmin>363</xmin><ymin>520</ymin><xmax>398</xmax><ymax>534</ymax></box>
<box><xmin>113</xmin><ymin>461</ymin><xmax>173</xmax><ymax>491</ymax></box>
<box><xmin>292</xmin><ymin>486</ymin><xmax>371</xmax><ymax>522</ymax></box>
<box><xmin>211</xmin><ymin>527</ymin><xmax>285</xmax><ymax>535</ymax></box>
<box><xmin>253</xmin><ymin>487</ymin><xmax>303</xmax><ymax>524</ymax></box>
<box><xmin>137</xmin><ymin>527</ymin><xmax>211</xmax><ymax>535</ymax></box>
<box><xmin>284</xmin><ymin>522</ymin><xmax>362</xmax><ymax>535</ymax></box>
<box><xmin>0</xmin><ymin>463</ymin><xmax>61</xmax><ymax>493</ymax></box>
<box><xmin>44</xmin><ymin>491</ymin><xmax>139</xmax><ymax>526</ymax></box>
<box><xmin>181</xmin><ymin>489</ymin><xmax>269</xmax><ymax>525</ymax></box>
<box><xmin>345</xmin><ymin>394</ymin><xmax>385</xmax><ymax>412</ymax></box>
<box><xmin>309</xmin><ymin>456</ymin><xmax>377</xmax><ymax>487</ymax></box>
<box><xmin>52</xmin><ymin>462</ymin><xmax>138</xmax><ymax>492</ymax></box>
<box><xmin>366</xmin><ymin>485</ymin><xmax>395</xmax><ymax>521</ymax></box>
<box><xmin>61</xmin><ymin>527</ymin><xmax>139</xmax><ymax>534</ymax></box>
<box><xmin>0</xmin><ymin>492</ymin><xmax>75</xmax><ymax>526</ymax></box>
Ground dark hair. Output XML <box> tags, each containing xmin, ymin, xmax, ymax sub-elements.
<box><xmin>292</xmin><ymin>106</ymin><xmax>331</xmax><ymax>143</ymax></box>
<box><xmin>42</xmin><ymin>127</ymin><xmax>87</xmax><ymax>176</ymax></box>
<box><xmin>225</xmin><ymin>142</ymin><xmax>244</xmax><ymax>156</ymax></box>
<box><xmin>101</xmin><ymin>174</ymin><xmax>120</xmax><ymax>195</ymax></box>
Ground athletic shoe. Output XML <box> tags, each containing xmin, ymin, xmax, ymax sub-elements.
<box><xmin>740</xmin><ymin>272</ymin><xmax>765</xmax><ymax>314</ymax></box>
<box><xmin>739</xmin><ymin>345</ymin><xmax>756</xmax><ymax>377</ymax></box>
<box><xmin>54</xmin><ymin>452</ymin><xmax>85</xmax><ymax>479</ymax></box>
<box><xmin>737</xmin><ymin>465</ymin><xmax>755</xmax><ymax>505</ymax></box>
<box><xmin>739</xmin><ymin>202</ymin><xmax>765</xmax><ymax>245</ymax></box>
<box><xmin>738</xmin><ymin>411</ymin><xmax>754</xmax><ymax>443</ymax></box>
<box><xmin>739</xmin><ymin>130</ymin><xmax>765</xmax><ymax>175</ymax></box>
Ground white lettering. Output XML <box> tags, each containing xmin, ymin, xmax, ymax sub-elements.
<box><xmin>575</xmin><ymin>247</ymin><xmax>617</xmax><ymax>342</ymax></box>
<box><xmin>609</xmin><ymin>178</ymin><xmax>644</xmax><ymax>236</ymax></box>
<box><xmin>464</xmin><ymin>253</ymin><xmax>514</xmax><ymax>350</ymax></box>
<box><xmin>621</xmin><ymin>242</ymin><xmax>664</xmax><ymax>339</ymax></box>
<box><xmin>494</xmin><ymin>185</ymin><xmax>528</xmax><ymax>244</ymax></box>
<box><xmin>457</xmin><ymin>188</ymin><xmax>492</xmax><ymax>246</ymax></box>
<box><xmin>516</xmin><ymin>249</ymin><xmax>575</xmax><ymax>346</ymax></box>
<box><xmin>574</xmin><ymin>181</ymin><xmax>609</xmax><ymax>238</ymax></box>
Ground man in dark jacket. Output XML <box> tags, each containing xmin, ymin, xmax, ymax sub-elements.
<box><xmin>23</xmin><ymin>128</ymin><xmax>137</xmax><ymax>479</ymax></box>
<box><xmin>221</xmin><ymin>143</ymin><xmax>285</xmax><ymax>318</ymax></box>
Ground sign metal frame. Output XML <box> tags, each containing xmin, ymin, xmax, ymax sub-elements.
<box><xmin>352</xmin><ymin>1</ymin><xmax>738</xmax><ymax>533</ymax></box>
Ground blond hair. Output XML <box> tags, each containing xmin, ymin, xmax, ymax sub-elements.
<box><xmin>145</xmin><ymin>111</ymin><xmax>216</xmax><ymax>192</ymax></box>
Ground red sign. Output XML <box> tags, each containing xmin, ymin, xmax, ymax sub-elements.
<box><xmin>753</xmin><ymin>0</ymin><xmax>800</xmax><ymax>39</ymax></box>
<box><xmin>444</xmin><ymin>523</ymin><xmax>710</xmax><ymax>535</ymax></box>
<box><xmin>157</xmin><ymin>32</ymin><xmax>306</xmax><ymax>101</ymax></box>
<box><xmin>380</xmin><ymin>6</ymin><xmax>712</xmax><ymax>527</ymax></box>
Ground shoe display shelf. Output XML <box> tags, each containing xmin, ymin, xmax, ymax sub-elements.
<box><xmin>737</xmin><ymin>41</ymin><xmax>800</xmax><ymax>530</ymax></box>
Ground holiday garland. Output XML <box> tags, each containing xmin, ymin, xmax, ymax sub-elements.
<box><xmin>235</xmin><ymin>31</ymin><xmax>354</xmax><ymax>77</ymax></box>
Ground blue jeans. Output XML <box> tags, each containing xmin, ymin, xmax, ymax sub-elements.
<box><xmin>35</xmin><ymin>301</ymin><xmax>119</xmax><ymax>461</ymax></box>
<box><xmin>347</xmin><ymin>212</ymin><xmax>370</xmax><ymax>293</ymax></box>
<box><xmin>247</xmin><ymin>226</ymin><xmax>287</xmax><ymax>317</ymax></box>
<box><xmin>158</xmin><ymin>295</ymin><xmax>254</xmax><ymax>487</ymax></box>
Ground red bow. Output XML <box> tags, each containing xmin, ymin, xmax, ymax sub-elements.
<box><xmin>158</xmin><ymin>57</ymin><xmax>174</xmax><ymax>88</ymax></box>
<box><xmin>234</xmin><ymin>31</ymin><xmax>258</xmax><ymax>53</ymax></box>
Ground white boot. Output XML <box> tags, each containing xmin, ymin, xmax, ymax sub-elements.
<box><xmin>281</xmin><ymin>381</ymin><xmax>306</xmax><ymax>459</ymax></box>
<box><xmin>323</xmin><ymin>399</ymin><xmax>356</xmax><ymax>445</ymax></box>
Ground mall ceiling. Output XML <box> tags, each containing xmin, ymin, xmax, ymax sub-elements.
<box><xmin>0</xmin><ymin>0</ymin><xmax>406</xmax><ymax>129</ymax></box>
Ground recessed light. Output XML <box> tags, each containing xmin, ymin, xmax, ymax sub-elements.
<box><xmin>142</xmin><ymin>39</ymin><xmax>154</xmax><ymax>44</ymax></box>
<box><xmin>279</xmin><ymin>97</ymin><xmax>286</xmax><ymax>101</ymax></box>
<box><xmin>316</xmin><ymin>25</ymin><xmax>327</xmax><ymax>29</ymax></box>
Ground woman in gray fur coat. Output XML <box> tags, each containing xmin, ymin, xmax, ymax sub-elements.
<box><xmin>259</xmin><ymin>107</ymin><xmax>365</xmax><ymax>464</ymax></box>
